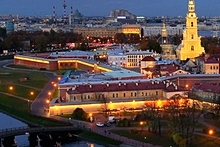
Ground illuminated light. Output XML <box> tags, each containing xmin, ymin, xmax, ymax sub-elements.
<box><xmin>133</xmin><ymin>100</ymin><xmax>135</xmax><ymax>103</ymax></box>
<box><xmin>58</xmin><ymin>59</ymin><xmax>77</xmax><ymax>63</ymax></box>
<box><xmin>30</xmin><ymin>92</ymin><xmax>34</xmax><ymax>95</ymax></box>
<box><xmin>157</xmin><ymin>100</ymin><xmax>162</xmax><ymax>108</ymax></box>
<box><xmin>14</xmin><ymin>56</ymin><xmax>49</xmax><ymax>64</ymax></box>
<box><xmin>9</xmin><ymin>86</ymin><xmax>13</xmax><ymax>90</ymax></box>
<box><xmin>97</xmin><ymin>66</ymin><xmax>113</xmax><ymax>72</ymax></box>
<box><xmin>48</xmin><ymin>92</ymin><xmax>51</xmax><ymax>96</ymax></box>
<box><xmin>209</xmin><ymin>129</ymin><xmax>214</xmax><ymax>135</ymax></box>
<box><xmin>89</xmin><ymin>113</ymin><xmax>92</xmax><ymax>117</ymax></box>
<box><xmin>110</xmin><ymin>101</ymin><xmax>112</xmax><ymax>103</ymax></box>
<box><xmin>58</xmin><ymin>77</ymin><xmax>61</xmax><ymax>80</ymax></box>
<box><xmin>186</xmin><ymin>84</ymin><xmax>189</xmax><ymax>88</ymax></box>
<box><xmin>53</xmin><ymin>83</ymin><xmax>57</xmax><ymax>87</ymax></box>
<box><xmin>140</xmin><ymin>121</ymin><xmax>143</xmax><ymax>125</ymax></box>
<box><xmin>46</xmin><ymin>99</ymin><xmax>50</xmax><ymax>103</ymax></box>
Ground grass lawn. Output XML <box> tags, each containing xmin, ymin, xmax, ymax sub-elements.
<box><xmin>0</xmin><ymin>95</ymin><xmax>70</xmax><ymax>126</ymax></box>
<box><xmin>111</xmin><ymin>129</ymin><xmax>175</xmax><ymax>147</ymax></box>
<box><xmin>79</xmin><ymin>130</ymin><xmax>123</xmax><ymax>146</ymax></box>
<box><xmin>0</xmin><ymin>67</ymin><xmax>69</xmax><ymax>126</ymax></box>
<box><xmin>0</xmin><ymin>84</ymin><xmax>41</xmax><ymax>100</ymax></box>
<box><xmin>192</xmin><ymin>134</ymin><xmax>220</xmax><ymax>147</ymax></box>
<box><xmin>110</xmin><ymin>129</ymin><xmax>220</xmax><ymax>147</ymax></box>
<box><xmin>0</xmin><ymin>68</ymin><xmax>49</xmax><ymax>88</ymax></box>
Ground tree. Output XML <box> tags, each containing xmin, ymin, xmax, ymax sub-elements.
<box><xmin>72</xmin><ymin>108</ymin><xmax>87</xmax><ymax>121</ymax></box>
<box><xmin>165</xmin><ymin>94</ymin><xmax>202</xmax><ymax>147</ymax></box>
<box><xmin>148</xmin><ymin>39</ymin><xmax>162</xmax><ymax>53</ymax></box>
<box><xmin>97</xmin><ymin>94</ymin><xmax>110</xmax><ymax>118</ymax></box>
<box><xmin>114</xmin><ymin>33</ymin><xmax>128</xmax><ymax>44</ymax></box>
<box><xmin>0</xmin><ymin>28</ymin><xmax>6</xmax><ymax>38</ymax></box>
<box><xmin>140</xmin><ymin>39</ymin><xmax>148</xmax><ymax>51</ymax></box>
<box><xmin>35</xmin><ymin>35</ymin><xmax>47</xmax><ymax>52</ymax></box>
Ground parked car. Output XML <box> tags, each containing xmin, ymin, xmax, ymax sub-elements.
<box><xmin>96</xmin><ymin>122</ymin><xmax>104</xmax><ymax>127</ymax></box>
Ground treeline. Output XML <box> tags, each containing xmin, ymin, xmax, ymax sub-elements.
<box><xmin>0</xmin><ymin>28</ymin><xmax>84</xmax><ymax>53</ymax></box>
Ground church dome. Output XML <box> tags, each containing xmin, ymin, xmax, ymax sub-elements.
<box><xmin>157</xmin><ymin>36</ymin><xmax>172</xmax><ymax>45</ymax></box>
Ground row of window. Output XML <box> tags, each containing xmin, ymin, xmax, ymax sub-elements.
<box><xmin>70</xmin><ymin>91</ymin><xmax>159</xmax><ymax>101</ymax></box>
<box><xmin>210</xmin><ymin>66</ymin><xmax>219</xmax><ymax>70</ymax></box>
<box><xmin>127</xmin><ymin>55</ymin><xmax>147</xmax><ymax>59</ymax></box>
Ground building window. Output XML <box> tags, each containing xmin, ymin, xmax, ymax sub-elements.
<box><xmin>191</xmin><ymin>46</ymin><xmax>194</xmax><ymax>51</ymax></box>
<box><xmin>142</xmin><ymin>92</ymin><xmax>144</xmax><ymax>96</ymax></box>
<box><xmin>156</xmin><ymin>91</ymin><xmax>158</xmax><ymax>96</ymax></box>
<box><xmin>113</xmin><ymin>93</ymin><xmax>115</xmax><ymax>98</ymax></box>
<box><xmin>134</xmin><ymin>92</ymin><xmax>137</xmax><ymax>97</ymax></box>
<box><xmin>210</xmin><ymin>66</ymin><xmax>212</xmax><ymax>70</ymax></box>
<box><xmin>124</xmin><ymin>93</ymin><xmax>126</xmax><ymax>97</ymax></box>
<box><xmin>191</xmin><ymin>35</ymin><xmax>194</xmax><ymax>39</ymax></box>
<box><xmin>191</xmin><ymin>22</ymin><xmax>193</xmax><ymax>27</ymax></box>
<box><xmin>116</xmin><ymin>93</ymin><xmax>118</xmax><ymax>97</ymax></box>
<box><xmin>131</xmin><ymin>93</ymin><xmax>133</xmax><ymax>97</ymax></box>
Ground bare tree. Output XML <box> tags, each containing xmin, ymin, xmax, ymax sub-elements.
<box><xmin>165</xmin><ymin>94</ymin><xmax>203</xmax><ymax>147</ymax></box>
<box><xmin>97</xmin><ymin>94</ymin><xmax>110</xmax><ymax>118</ymax></box>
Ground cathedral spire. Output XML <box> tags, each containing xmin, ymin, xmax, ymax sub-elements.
<box><xmin>161</xmin><ymin>23</ymin><xmax>167</xmax><ymax>37</ymax></box>
<box><xmin>188</xmin><ymin>0</ymin><xmax>195</xmax><ymax>13</ymax></box>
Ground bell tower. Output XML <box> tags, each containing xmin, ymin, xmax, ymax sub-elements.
<box><xmin>177</xmin><ymin>0</ymin><xmax>205</xmax><ymax>60</ymax></box>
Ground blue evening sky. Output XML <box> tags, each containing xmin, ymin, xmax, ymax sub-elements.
<box><xmin>0</xmin><ymin>0</ymin><xmax>219</xmax><ymax>17</ymax></box>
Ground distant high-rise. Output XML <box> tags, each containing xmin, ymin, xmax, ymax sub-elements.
<box><xmin>176</xmin><ymin>0</ymin><xmax>205</xmax><ymax>60</ymax></box>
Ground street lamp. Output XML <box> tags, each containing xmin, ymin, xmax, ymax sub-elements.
<box><xmin>48</xmin><ymin>92</ymin><xmax>52</xmax><ymax>100</ymax></box>
<box><xmin>9</xmin><ymin>86</ymin><xmax>13</xmax><ymax>90</ymax></box>
<box><xmin>89</xmin><ymin>113</ymin><xmax>93</xmax><ymax>122</ymax></box>
<box><xmin>140</xmin><ymin>121</ymin><xmax>143</xmax><ymax>133</ymax></box>
<box><xmin>30</xmin><ymin>91</ymin><xmax>34</xmax><ymax>96</ymax></box>
<box><xmin>208</xmin><ymin>129</ymin><xmax>214</xmax><ymax>135</ymax></box>
<box><xmin>46</xmin><ymin>99</ymin><xmax>50</xmax><ymax>104</ymax></box>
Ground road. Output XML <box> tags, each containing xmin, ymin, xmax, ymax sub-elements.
<box><xmin>31</xmin><ymin>72</ymin><xmax>58</xmax><ymax>116</ymax></box>
<box><xmin>2</xmin><ymin>59</ymin><xmax>219</xmax><ymax>147</ymax></box>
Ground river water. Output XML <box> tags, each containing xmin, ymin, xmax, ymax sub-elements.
<box><xmin>0</xmin><ymin>113</ymin><xmax>104</xmax><ymax>147</ymax></box>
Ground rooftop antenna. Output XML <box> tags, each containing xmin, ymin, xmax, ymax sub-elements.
<box><xmin>63</xmin><ymin>0</ymin><xmax>67</xmax><ymax>18</ymax></box>
<box><xmin>71</xmin><ymin>6</ymin><xmax>73</xmax><ymax>14</ymax></box>
<box><xmin>52</xmin><ymin>6</ymin><xmax>56</xmax><ymax>22</ymax></box>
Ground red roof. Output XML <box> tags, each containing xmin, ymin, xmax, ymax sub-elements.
<box><xmin>141</xmin><ymin>56</ymin><xmax>156</xmax><ymax>61</ymax></box>
<box><xmin>193</xmin><ymin>83</ymin><xmax>220</xmax><ymax>93</ymax></box>
<box><xmin>67</xmin><ymin>80</ymin><xmax>186</xmax><ymax>94</ymax></box>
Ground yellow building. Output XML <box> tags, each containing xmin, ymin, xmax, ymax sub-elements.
<box><xmin>176</xmin><ymin>0</ymin><xmax>205</xmax><ymax>60</ymax></box>
<box><xmin>121</xmin><ymin>24</ymin><xmax>142</xmax><ymax>37</ymax></box>
<box><xmin>74</xmin><ymin>27</ymin><xmax>121</xmax><ymax>38</ymax></box>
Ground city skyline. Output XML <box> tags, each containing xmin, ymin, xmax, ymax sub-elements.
<box><xmin>0</xmin><ymin>0</ymin><xmax>220</xmax><ymax>17</ymax></box>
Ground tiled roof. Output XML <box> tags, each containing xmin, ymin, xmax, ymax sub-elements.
<box><xmin>67</xmin><ymin>80</ymin><xmax>186</xmax><ymax>94</ymax></box>
<box><xmin>193</xmin><ymin>83</ymin><xmax>220</xmax><ymax>93</ymax></box>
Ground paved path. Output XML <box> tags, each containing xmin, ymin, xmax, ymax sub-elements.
<box><xmin>2</xmin><ymin>61</ymin><xmax>220</xmax><ymax>147</ymax></box>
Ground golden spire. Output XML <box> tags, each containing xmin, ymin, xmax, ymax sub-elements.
<box><xmin>161</xmin><ymin>23</ymin><xmax>167</xmax><ymax>37</ymax></box>
<box><xmin>188</xmin><ymin>0</ymin><xmax>195</xmax><ymax>13</ymax></box>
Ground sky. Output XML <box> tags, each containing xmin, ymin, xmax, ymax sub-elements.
<box><xmin>0</xmin><ymin>0</ymin><xmax>220</xmax><ymax>17</ymax></box>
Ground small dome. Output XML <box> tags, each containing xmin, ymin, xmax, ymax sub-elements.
<box><xmin>157</xmin><ymin>36</ymin><xmax>172</xmax><ymax>44</ymax></box>
<box><xmin>141</xmin><ymin>56</ymin><xmax>156</xmax><ymax>61</ymax></box>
